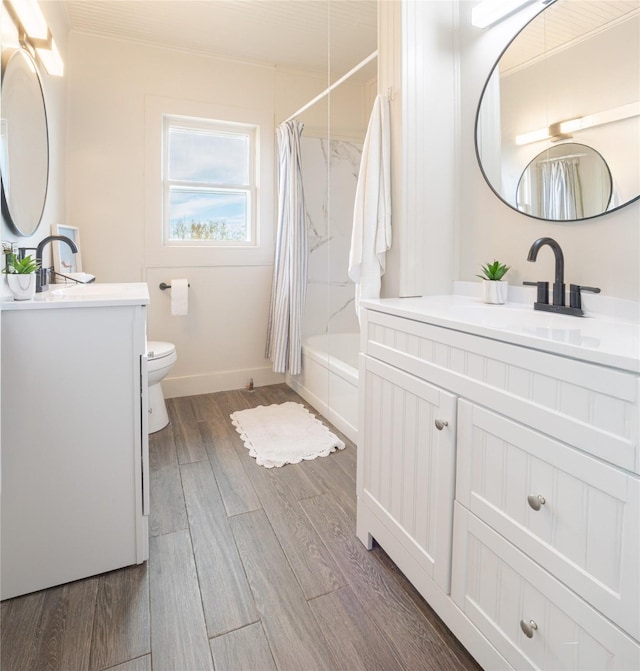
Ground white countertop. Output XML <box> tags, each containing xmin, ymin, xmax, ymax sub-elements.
<box><xmin>1</xmin><ymin>283</ymin><xmax>150</xmax><ymax>310</ymax></box>
<box><xmin>361</xmin><ymin>294</ymin><xmax>640</xmax><ymax>373</ymax></box>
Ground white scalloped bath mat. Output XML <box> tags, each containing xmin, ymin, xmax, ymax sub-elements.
<box><xmin>230</xmin><ymin>402</ymin><xmax>345</xmax><ymax>468</ymax></box>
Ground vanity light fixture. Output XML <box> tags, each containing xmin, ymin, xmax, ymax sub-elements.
<box><xmin>471</xmin><ymin>0</ymin><xmax>543</xmax><ymax>29</ymax></box>
<box><xmin>6</xmin><ymin>0</ymin><xmax>47</xmax><ymax>40</ymax></box>
<box><xmin>559</xmin><ymin>102</ymin><xmax>639</xmax><ymax>134</ymax></box>
<box><xmin>5</xmin><ymin>0</ymin><xmax>64</xmax><ymax>76</ymax></box>
<box><xmin>515</xmin><ymin>127</ymin><xmax>551</xmax><ymax>145</ymax></box>
<box><xmin>516</xmin><ymin>102</ymin><xmax>640</xmax><ymax>145</ymax></box>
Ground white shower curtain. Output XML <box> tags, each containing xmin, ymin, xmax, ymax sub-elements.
<box><xmin>539</xmin><ymin>157</ymin><xmax>584</xmax><ymax>220</ymax></box>
<box><xmin>265</xmin><ymin>120</ymin><xmax>307</xmax><ymax>375</ymax></box>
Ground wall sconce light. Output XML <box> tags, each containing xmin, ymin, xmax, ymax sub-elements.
<box><xmin>515</xmin><ymin>102</ymin><xmax>640</xmax><ymax>145</ymax></box>
<box><xmin>5</xmin><ymin>0</ymin><xmax>64</xmax><ymax>76</ymax></box>
<box><xmin>471</xmin><ymin>0</ymin><xmax>549</xmax><ymax>29</ymax></box>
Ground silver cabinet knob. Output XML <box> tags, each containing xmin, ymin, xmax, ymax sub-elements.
<box><xmin>520</xmin><ymin>619</ymin><xmax>538</xmax><ymax>638</ymax></box>
<box><xmin>434</xmin><ymin>419</ymin><xmax>448</xmax><ymax>431</ymax></box>
<box><xmin>527</xmin><ymin>494</ymin><xmax>546</xmax><ymax>511</ymax></box>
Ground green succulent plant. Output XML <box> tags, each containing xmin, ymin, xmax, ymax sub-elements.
<box><xmin>477</xmin><ymin>260</ymin><xmax>510</xmax><ymax>281</ymax></box>
<box><xmin>4</xmin><ymin>253</ymin><xmax>40</xmax><ymax>274</ymax></box>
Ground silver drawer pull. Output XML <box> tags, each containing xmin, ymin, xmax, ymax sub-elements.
<box><xmin>434</xmin><ymin>419</ymin><xmax>448</xmax><ymax>431</ymax></box>
<box><xmin>520</xmin><ymin>619</ymin><xmax>538</xmax><ymax>638</ymax></box>
<box><xmin>527</xmin><ymin>494</ymin><xmax>546</xmax><ymax>511</ymax></box>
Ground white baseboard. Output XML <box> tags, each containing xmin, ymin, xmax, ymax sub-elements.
<box><xmin>162</xmin><ymin>366</ymin><xmax>285</xmax><ymax>398</ymax></box>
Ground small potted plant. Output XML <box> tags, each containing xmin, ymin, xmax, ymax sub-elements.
<box><xmin>477</xmin><ymin>260</ymin><xmax>510</xmax><ymax>304</ymax></box>
<box><xmin>4</xmin><ymin>252</ymin><xmax>40</xmax><ymax>300</ymax></box>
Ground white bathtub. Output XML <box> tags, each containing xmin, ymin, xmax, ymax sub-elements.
<box><xmin>287</xmin><ymin>333</ymin><xmax>359</xmax><ymax>444</ymax></box>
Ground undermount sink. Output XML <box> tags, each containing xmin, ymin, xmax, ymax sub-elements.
<box><xmin>447</xmin><ymin>302</ymin><xmax>531</xmax><ymax>321</ymax></box>
<box><xmin>51</xmin><ymin>284</ymin><xmax>117</xmax><ymax>297</ymax></box>
<box><xmin>445</xmin><ymin>301</ymin><xmax>606</xmax><ymax>346</ymax></box>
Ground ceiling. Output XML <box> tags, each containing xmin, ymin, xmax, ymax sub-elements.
<box><xmin>60</xmin><ymin>0</ymin><xmax>638</xmax><ymax>82</ymax></box>
<box><xmin>62</xmin><ymin>0</ymin><xmax>378</xmax><ymax>80</ymax></box>
<box><xmin>500</xmin><ymin>0</ymin><xmax>639</xmax><ymax>73</ymax></box>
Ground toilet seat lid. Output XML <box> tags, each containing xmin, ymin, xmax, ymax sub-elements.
<box><xmin>148</xmin><ymin>341</ymin><xmax>176</xmax><ymax>360</ymax></box>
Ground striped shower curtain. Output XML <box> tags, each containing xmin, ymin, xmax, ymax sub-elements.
<box><xmin>265</xmin><ymin>120</ymin><xmax>307</xmax><ymax>375</ymax></box>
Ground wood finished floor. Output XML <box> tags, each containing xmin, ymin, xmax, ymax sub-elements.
<box><xmin>1</xmin><ymin>384</ymin><xmax>481</xmax><ymax>671</ymax></box>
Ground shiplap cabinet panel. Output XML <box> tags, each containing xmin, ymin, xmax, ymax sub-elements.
<box><xmin>357</xmin><ymin>356</ymin><xmax>457</xmax><ymax>593</ymax></box>
<box><xmin>452</xmin><ymin>506</ymin><xmax>640</xmax><ymax>671</ymax></box>
<box><xmin>456</xmin><ymin>400</ymin><xmax>640</xmax><ymax>639</ymax></box>
<box><xmin>364</xmin><ymin>309</ymin><xmax>639</xmax><ymax>474</ymax></box>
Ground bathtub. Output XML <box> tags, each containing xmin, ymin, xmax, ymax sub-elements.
<box><xmin>286</xmin><ymin>333</ymin><xmax>359</xmax><ymax>444</ymax></box>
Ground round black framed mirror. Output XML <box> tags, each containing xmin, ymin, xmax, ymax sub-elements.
<box><xmin>1</xmin><ymin>48</ymin><xmax>49</xmax><ymax>236</ymax></box>
<box><xmin>475</xmin><ymin>0</ymin><xmax>639</xmax><ymax>222</ymax></box>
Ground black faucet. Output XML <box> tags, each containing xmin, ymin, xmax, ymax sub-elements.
<box><xmin>526</xmin><ymin>237</ymin><xmax>566</xmax><ymax>307</ymax></box>
<box><xmin>525</xmin><ymin>237</ymin><xmax>599</xmax><ymax>317</ymax></box>
<box><xmin>34</xmin><ymin>235</ymin><xmax>79</xmax><ymax>292</ymax></box>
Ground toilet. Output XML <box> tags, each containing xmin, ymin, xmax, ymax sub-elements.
<box><xmin>147</xmin><ymin>341</ymin><xmax>177</xmax><ymax>433</ymax></box>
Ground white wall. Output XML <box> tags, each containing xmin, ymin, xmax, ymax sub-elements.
<box><xmin>457</xmin><ymin>1</ymin><xmax>640</xmax><ymax>301</ymax></box>
<box><xmin>66</xmin><ymin>32</ymin><xmax>369</xmax><ymax>397</ymax></box>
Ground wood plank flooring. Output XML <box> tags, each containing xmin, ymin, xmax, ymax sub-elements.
<box><xmin>1</xmin><ymin>384</ymin><xmax>481</xmax><ymax>671</ymax></box>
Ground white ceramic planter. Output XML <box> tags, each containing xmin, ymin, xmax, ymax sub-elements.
<box><xmin>7</xmin><ymin>273</ymin><xmax>36</xmax><ymax>300</ymax></box>
<box><xmin>481</xmin><ymin>280</ymin><xmax>508</xmax><ymax>304</ymax></box>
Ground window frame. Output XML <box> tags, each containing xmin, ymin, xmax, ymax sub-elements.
<box><xmin>162</xmin><ymin>115</ymin><xmax>257</xmax><ymax>247</ymax></box>
<box><xmin>145</xmin><ymin>96</ymin><xmax>274</xmax><ymax>269</ymax></box>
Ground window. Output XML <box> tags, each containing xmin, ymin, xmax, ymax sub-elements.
<box><xmin>163</xmin><ymin>115</ymin><xmax>257</xmax><ymax>245</ymax></box>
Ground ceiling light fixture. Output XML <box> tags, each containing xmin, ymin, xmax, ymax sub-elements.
<box><xmin>5</xmin><ymin>0</ymin><xmax>64</xmax><ymax>76</ymax></box>
<box><xmin>471</xmin><ymin>0</ymin><xmax>541</xmax><ymax>29</ymax></box>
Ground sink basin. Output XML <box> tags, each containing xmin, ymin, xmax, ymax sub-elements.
<box><xmin>51</xmin><ymin>284</ymin><xmax>116</xmax><ymax>297</ymax></box>
<box><xmin>447</xmin><ymin>302</ymin><xmax>531</xmax><ymax>322</ymax></box>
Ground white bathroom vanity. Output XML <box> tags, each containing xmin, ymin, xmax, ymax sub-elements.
<box><xmin>357</xmin><ymin>293</ymin><xmax>639</xmax><ymax>670</ymax></box>
<box><xmin>1</xmin><ymin>283</ymin><xmax>150</xmax><ymax>600</ymax></box>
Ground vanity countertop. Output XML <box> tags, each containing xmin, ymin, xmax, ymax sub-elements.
<box><xmin>361</xmin><ymin>295</ymin><xmax>640</xmax><ymax>373</ymax></box>
<box><xmin>1</xmin><ymin>283</ymin><xmax>150</xmax><ymax>310</ymax></box>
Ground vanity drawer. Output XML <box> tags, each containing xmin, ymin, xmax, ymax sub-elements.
<box><xmin>456</xmin><ymin>400</ymin><xmax>640</xmax><ymax>640</ymax></box>
<box><xmin>363</xmin><ymin>309</ymin><xmax>639</xmax><ymax>473</ymax></box>
<box><xmin>452</xmin><ymin>505</ymin><xmax>640</xmax><ymax>671</ymax></box>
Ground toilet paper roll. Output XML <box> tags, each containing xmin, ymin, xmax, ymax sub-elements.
<box><xmin>170</xmin><ymin>279</ymin><xmax>189</xmax><ymax>316</ymax></box>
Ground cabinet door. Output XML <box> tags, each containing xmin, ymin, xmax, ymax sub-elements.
<box><xmin>452</xmin><ymin>505</ymin><xmax>640</xmax><ymax>671</ymax></box>
<box><xmin>357</xmin><ymin>355</ymin><xmax>457</xmax><ymax>592</ymax></box>
<box><xmin>456</xmin><ymin>400</ymin><xmax>640</xmax><ymax>639</ymax></box>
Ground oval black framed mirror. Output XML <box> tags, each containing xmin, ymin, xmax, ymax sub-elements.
<box><xmin>475</xmin><ymin>0</ymin><xmax>639</xmax><ymax>222</ymax></box>
<box><xmin>1</xmin><ymin>48</ymin><xmax>49</xmax><ymax>236</ymax></box>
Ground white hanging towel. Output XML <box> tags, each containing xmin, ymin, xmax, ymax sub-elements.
<box><xmin>348</xmin><ymin>94</ymin><xmax>391</xmax><ymax>322</ymax></box>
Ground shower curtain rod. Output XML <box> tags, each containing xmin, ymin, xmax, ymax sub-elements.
<box><xmin>283</xmin><ymin>50</ymin><xmax>378</xmax><ymax>124</ymax></box>
<box><xmin>536</xmin><ymin>152</ymin><xmax>588</xmax><ymax>163</ymax></box>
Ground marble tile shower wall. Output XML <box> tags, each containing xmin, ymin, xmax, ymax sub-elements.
<box><xmin>301</xmin><ymin>136</ymin><xmax>362</xmax><ymax>338</ymax></box>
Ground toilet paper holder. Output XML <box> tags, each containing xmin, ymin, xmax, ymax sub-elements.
<box><xmin>159</xmin><ymin>282</ymin><xmax>190</xmax><ymax>290</ymax></box>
